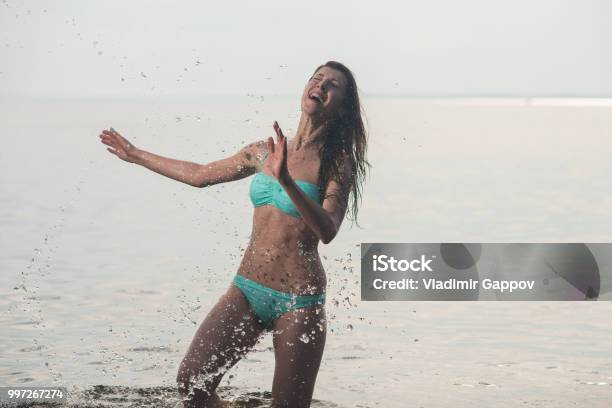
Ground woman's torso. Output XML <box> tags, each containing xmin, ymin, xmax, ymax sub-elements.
<box><xmin>236</xmin><ymin>139</ymin><xmax>327</xmax><ymax>295</ymax></box>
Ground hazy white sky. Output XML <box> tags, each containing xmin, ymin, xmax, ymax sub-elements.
<box><xmin>1</xmin><ymin>0</ymin><xmax>610</xmax><ymax>97</ymax></box>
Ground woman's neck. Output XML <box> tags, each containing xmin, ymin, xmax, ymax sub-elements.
<box><xmin>293</xmin><ymin>114</ymin><xmax>327</xmax><ymax>151</ymax></box>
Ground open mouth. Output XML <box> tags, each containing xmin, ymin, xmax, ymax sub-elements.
<box><xmin>308</xmin><ymin>92</ymin><xmax>324</xmax><ymax>104</ymax></box>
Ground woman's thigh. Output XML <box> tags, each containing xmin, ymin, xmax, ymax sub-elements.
<box><xmin>177</xmin><ymin>284</ymin><xmax>267</xmax><ymax>396</ymax></box>
<box><xmin>271</xmin><ymin>305</ymin><xmax>327</xmax><ymax>408</ymax></box>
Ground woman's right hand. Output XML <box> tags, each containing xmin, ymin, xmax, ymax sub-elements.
<box><xmin>99</xmin><ymin>128</ymin><xmax>140</xmax><ymax>163</ymax></box>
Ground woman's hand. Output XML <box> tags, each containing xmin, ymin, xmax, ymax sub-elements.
<box><xmin>99</xmin><ymin>128</ymin><xmax>140</xmax><ymax>163</ymax></box>
<box><xmin>267</xmin><ymin>121</ymin><xmax>291</xmax><ymax>184</ymax></box>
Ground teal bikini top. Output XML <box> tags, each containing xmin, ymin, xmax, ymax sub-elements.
<box><xmin>249</xmin><ymin>171</ymin><xmax>321</xmax><ymax>218</ymax></box>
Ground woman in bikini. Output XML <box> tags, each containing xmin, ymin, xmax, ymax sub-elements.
<box><xmin>99</xmin><ymin>61</ymin><xmax>369</xmax><ymax>407</ymax></box>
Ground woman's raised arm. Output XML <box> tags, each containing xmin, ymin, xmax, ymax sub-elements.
<box><xmin>99</xmin><ymin>128</ymin><xmax>266</xmax><ymax>187</ymax></box>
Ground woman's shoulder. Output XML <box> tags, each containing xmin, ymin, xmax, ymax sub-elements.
<box><xmin>240</xmin><ymin>139</ymin><xmax>269</xmax><ymax>169</ymax></box>
<box><xmin>242</xmin><ymin>139</ymin><xmax>267</xmax><ymax>151</ymax></box>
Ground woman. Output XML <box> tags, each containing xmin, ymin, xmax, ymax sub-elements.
<box><xmin>99</xmin><ymin>61</ymin><xmax>369</xmax><ymax>407</ymax></box>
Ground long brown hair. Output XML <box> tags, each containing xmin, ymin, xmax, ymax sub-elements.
<box><xmin>314</xmin><ymin>61</ymin><xmax>370</xmax><ymax>227</ymax></box>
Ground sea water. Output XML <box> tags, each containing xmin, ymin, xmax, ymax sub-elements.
<box><xmin>1</xmin><ymin>96</ymin><xmax>611</xmax><ymax>407</ymax></box>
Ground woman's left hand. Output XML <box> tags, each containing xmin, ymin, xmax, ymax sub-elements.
<box><xmin>267</xmin><ymin>121</ymin><xmax>291</xmax><ymax>184</ymax></box>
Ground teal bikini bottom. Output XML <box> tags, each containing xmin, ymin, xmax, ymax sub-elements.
<box><xmin>232</xmin><ymin>274</ymin><xmax>326</xmax><ymax>329</ymax></box>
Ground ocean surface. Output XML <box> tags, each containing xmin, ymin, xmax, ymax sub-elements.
<box><xmin>1</xmin><ymin>96</ymin><xmax>612</xmax><ymax>407</ymax></box>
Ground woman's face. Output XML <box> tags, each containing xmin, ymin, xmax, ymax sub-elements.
<box><xmin>301</xmin><ymin>66</ymin><xmax>348</xmax><ymax>120</ymax></box>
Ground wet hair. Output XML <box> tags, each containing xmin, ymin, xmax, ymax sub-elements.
<box><xmin>314</xmin><ymin>61</ymin><xmax>370</xmax><ymax>227</ymax></box>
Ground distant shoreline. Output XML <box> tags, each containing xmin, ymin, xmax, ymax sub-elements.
<box><xmin>1</xmin><ymin>95</ymin><xmax>612</xmax><ymax>107</ymax></box>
